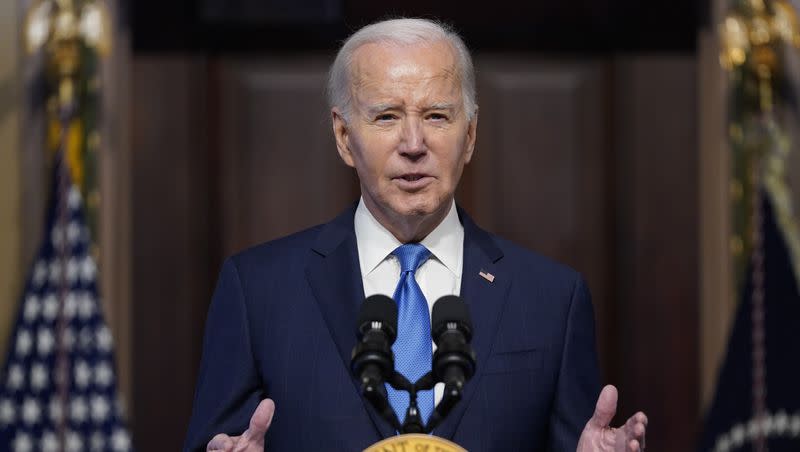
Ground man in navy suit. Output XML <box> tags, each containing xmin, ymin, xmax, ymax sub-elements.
<box><xmin>184</xmin><ymin>18</ymin><xmax>648</xmax><ymax>452</ymax></box>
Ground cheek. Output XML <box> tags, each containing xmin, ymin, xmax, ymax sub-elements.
<box><xmin>349</xmin><ymin>149</ymin><xmax>389</xmax><ymax>188</ymax></box>
<box><xmin>353</xmin><ymin>135</ymin><xmax>397</xmax><ymax>172</ymax></box>
<box><xmin>432</xmin><ymin>138</ymin><xmax>469</xmax><ymax>175</ymax></box>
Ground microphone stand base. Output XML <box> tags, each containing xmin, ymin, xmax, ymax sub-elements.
<box><xmin>363</xmin><ymin>434</ymin><xmax>466</xmax><ymax>452</ymax></box>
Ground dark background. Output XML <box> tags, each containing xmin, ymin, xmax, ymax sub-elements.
<box><xmin>131</xmin><ymin>0</ymin><xmax>707</xmax><ymax>52</ymax></box>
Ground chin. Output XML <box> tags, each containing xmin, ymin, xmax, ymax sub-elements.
<box><xmin>390</xmin><ymin>194</ymin><xmax>445</xmax><ymax>218</ymax></box>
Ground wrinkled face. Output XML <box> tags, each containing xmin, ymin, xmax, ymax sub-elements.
<box><xmin>333</xmin><ymin>40</ymin><xmax>477</xmax><ymax>232</ymax></box>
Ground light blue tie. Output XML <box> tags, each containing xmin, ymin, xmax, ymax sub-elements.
<box><xmin>386</xmin><ymin>243</ymin><xmax>434</xmax><ymax>425</ymax></box>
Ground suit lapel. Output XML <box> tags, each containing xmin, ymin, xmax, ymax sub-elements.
<box><xmin>305</xmin><ymin>205</ymin><xmax>396</xmax><ymax>439</ymax></box>
<box><xmin>304</xmin><ymin>205</ymin><xmax>511</xmax><ymax>441</ymax></box>
<box><xmin>433</xmin><ymin>207</ymin><xmax>512</xmax><ymax>441</ymax></box>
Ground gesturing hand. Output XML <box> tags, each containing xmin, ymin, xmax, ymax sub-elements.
<box><xmin>576</xmin><ymin>385</ymin><xmax>647</xmax><ymax>452</ymax></box>
<box><xmin>206</xmin><ymin>399</ymin><xmax>275</xmax><ymax>452</ymax></box>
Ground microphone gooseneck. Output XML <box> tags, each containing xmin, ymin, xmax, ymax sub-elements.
<box><xmin>351</xmin><ymin>294</ymin><xmax>477</xmax><ymax>434</ymax></box>
<box><xmin>350</xmin><ymin>294</ymin><xmax>401</xmax><ymax>430</ymax></box>
<box><xmin>427</xmin><ymin>295</ymin><xmax>477</xmax><ymax>431</ymax></box>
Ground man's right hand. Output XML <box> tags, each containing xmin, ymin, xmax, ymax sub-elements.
<box><xmin>206</xmin><ymin>399</ymin><xmax>275</xmax><ymax>452</ymax></box>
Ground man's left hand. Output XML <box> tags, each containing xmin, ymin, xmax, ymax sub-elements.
<box><xmin>576</xmin><ymin>385</ymin><xmax>647</xmax><ymax>452</ymax></box>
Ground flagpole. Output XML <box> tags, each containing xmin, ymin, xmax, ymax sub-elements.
<box><xmin>54</xmin><ymin>95</ymin><xmax>77</xmax><ymax>452</ymax></box>
<box><xmin>47</xmin><ymin>1</ymin><xmax>82</xmax><ymax>450</ymax></box>
<box><xmin>55</xmin><ymin>39</ymin><xmax>72</xmax><ymax>452</ymax></box>
<box><xmin>749</xmin><ymin>152</ymin><xmax>767</xmax><ymax>452</ymax></box>
<box><xmin>55</xmin><ymin>111</ymin><xmax>70</xmax><ymax>452</ymax></box>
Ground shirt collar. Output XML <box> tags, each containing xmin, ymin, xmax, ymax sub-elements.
<box><xmin>354</xmin><ymin>198</ymin><xmax>463</xmax><ymax>278</ymax></box>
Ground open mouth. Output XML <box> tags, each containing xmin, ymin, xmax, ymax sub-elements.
<box><xmin>393</xmin><ymin>174</ymin><xmax>433</xmax><ymax>189</ymax></box>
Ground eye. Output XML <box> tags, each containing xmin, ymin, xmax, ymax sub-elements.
<box><xmin>375</xmin><ymin>113</ymin><xmax>397</xmax><ymax>122</ymax></box>
<box><xmin>427</xmin><ymin>113</ymin><xmax>448</xmax><ymax>121</ymax></box>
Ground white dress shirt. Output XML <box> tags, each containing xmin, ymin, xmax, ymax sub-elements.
<box><xmin>354</xmin><ymin>197</ymin><xmax>464</xmax><ymax>405</ymax></box>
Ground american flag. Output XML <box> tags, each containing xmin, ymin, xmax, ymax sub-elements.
<box><xmin>0</xmin><ymin>157</ymin><xmax>133</xmax><ymax>452</ymax></box>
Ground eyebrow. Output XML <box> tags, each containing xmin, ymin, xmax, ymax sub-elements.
<box><xmin>366</xmin><ymin>103</ymin><xmax>401</xmax><ymax>116</ymax></box>
<box><xmin>365</xmin><ymin>102</ymin><xmax>458</xmax><ymax>116</ymax></box>
<box><xmin>427</xmin><ymin>103</ymin><xmax>457</xmax><ymax>111</ymax></box>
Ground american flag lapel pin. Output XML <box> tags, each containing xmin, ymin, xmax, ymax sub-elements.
<box><xmin>479</xmin><ymin>270</ymin><xmax>495</xmax><ymax>283</ymax></box>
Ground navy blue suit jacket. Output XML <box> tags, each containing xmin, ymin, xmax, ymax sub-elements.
<box><xmin>183</xmin><ymin>205</ymin><xmax>600</xmax><ymax>451</ymax></box>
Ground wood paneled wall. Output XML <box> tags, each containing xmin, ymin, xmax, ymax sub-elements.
<box><xmin>0</xmin><ymin>0</ymin><xmax>22</xmax><ymax>360</ymax></box>
<box><xmin>699</xmin><ymin>0</ymin><xmax>735</xmax><ymax>413</ymax></box>
<box><xmin>98</xmin><ymin>0</ymin><xmax>136</xmax><ymax>416</ymax></box>
<box><xmin>216</xmin><ymin>57</ymin><xmax>360</xmax><ymax>257</ymax></box>
<box><xmin>466</xmin><ymin>58</ymin><xmax>614</xmax><ymax>370</ymax></box>
<box><xmin>131</xmin><ymin>57</ymin><xmax>214</xmax><ymax>449</ymax></box>
<box><xmin>129</xmin><ymin>53</ymin><xmax>698</xmax><ymax>451</ymax></box>
<box><xmin>613</xmin><ymin>56</ymin><xmax>699</xmax><ymax>447</ymax></box>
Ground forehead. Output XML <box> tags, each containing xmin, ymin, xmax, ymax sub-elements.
<box><xmin>349</xmin><ymin>40</ymin><xmax>461</xmax><ymax>102</ymax></box>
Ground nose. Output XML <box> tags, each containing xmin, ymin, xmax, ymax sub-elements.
<box><xmin>398</xmin><ymin>116</ymin><xmax>426</xmax><ymax>159</ymax></box>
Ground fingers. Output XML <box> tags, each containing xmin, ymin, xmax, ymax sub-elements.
<box><xmin>623</xmin><ymin>412</ymin><xmax>647</xmax><ymax>431</ymax></box>
<box><xmin>623</xmin><ymin>411</ymin><xmax>647</xmax><ymax>451</ymax></box>
<box><xmin>207</xmin><ymin>434</ymin><xmax>234</xmax><ymax>452</ymax></box>
<box><xmin>588</xmin><ymin>385</ymin><xmax>618</xmax><ymax>429</ymax></box>
<box><xmin>240</xmin><ymin>399</ymin><xmax>276</xmax><ymax>443</ymax></box>
<box><xmin>206</xmin><ymin>399</ymin><xmax>274</xmax><ymax>452</ymax></box>
<box><xmin>636</xmin><ymin>412</ymin><xmax>647</xmax><ymax>450</ymax></box>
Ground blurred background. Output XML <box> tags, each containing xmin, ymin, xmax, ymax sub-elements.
<box><xmin>1</xmin><ymin>0</ymin><xmax>800</xmax><ymax>450</ymax></box>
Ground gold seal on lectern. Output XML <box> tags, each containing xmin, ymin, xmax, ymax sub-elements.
<box><xmin>363</xmin><ymin>434</ymin><xmax>467</xmax><ymax>452</ymax></box>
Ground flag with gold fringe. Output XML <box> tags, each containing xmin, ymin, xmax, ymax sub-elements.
<box><xmin>699</xmin><ymin>0</ymin><xmax>800</xmax><ymax>450</ymax></box>
<box><xmin>23</xmin><ymin>0</ymin><xmax>112</xmax><ymax>253</ymax></box>
<box><xmin>0</xmin><ymin>1</ymin><xmax>131</xmax><ymax>450</ymax></box>
<box><xmin>0</xmin><ymin>154</ymin><xmax>132</xmax><ymax>451</ymax></box>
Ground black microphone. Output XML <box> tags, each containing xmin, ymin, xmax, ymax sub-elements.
<box><xmin>431</xmin><ymin>295</ymin><xmax>476</xmax><ymax>404</ymax></box>
<box><xmin>350</xmin><ymin>294</ymin><xmax>401</xmax><ymax>429</ymax></box>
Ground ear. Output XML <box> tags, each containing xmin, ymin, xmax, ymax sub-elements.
<box><xmin>463</xmin><ymin>107</ymin><xmax>478</xmax><ymax>164</ymax></box>
<box><xmin>332</xmin><ymin>107</ymin><xmax>355</xmax><ymax>168</ymax></box>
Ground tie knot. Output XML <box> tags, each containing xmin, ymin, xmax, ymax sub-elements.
<box><xmin>392</xmin><ymin>243</ymin><xmax>431</xmax><ymax>273</ymax></box>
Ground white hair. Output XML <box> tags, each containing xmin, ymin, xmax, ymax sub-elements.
<box><xmin>327</xmin><ymin>18</ymin><xmax>477</xmax><ymax>122</ymax></box>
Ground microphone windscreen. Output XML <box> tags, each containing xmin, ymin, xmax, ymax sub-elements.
<box><xmin>431</xmin><ymin>295</ymin><xmax>472</xmax><ymax>340</ymax></box>
<box><xmin>357</xmin><ymin>294</ymin><xmax>398</xmax><ymax>341</ymax></box>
